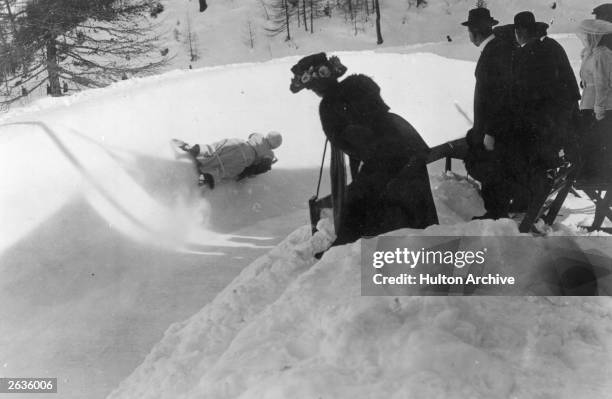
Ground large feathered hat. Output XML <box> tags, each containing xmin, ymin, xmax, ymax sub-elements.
<box><xmin>289</xmin><ymin>52</ymin><xmax>347</xmax><ymax>93</ymax></box>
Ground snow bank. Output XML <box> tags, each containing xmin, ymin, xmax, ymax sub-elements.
<box><xmin>108</xmin><ymin>212</ymin><xmax>612</xmax><ymax>399</ymax></box>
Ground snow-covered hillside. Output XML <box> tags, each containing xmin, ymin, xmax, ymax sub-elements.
<box><xmin>157</xmin><ymin>0</ymin><xmax>604</xmax><ymax>69</ymax></box>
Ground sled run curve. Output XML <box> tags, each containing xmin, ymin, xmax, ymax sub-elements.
<box><xmin>0</xmin><ymin>121</ymin><xmax>293</xmax><ymax>256</ymax></box>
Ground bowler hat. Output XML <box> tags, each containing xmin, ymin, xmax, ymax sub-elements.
<box><xmin>461</xmin><ymin>8</ymin><xmax>499</xmax><ymax>28</ymax></box>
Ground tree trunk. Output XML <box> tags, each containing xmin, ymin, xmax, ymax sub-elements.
<box><xmin>284</xmin><ymin>0</ymin><xmax>291</xmax><ymax>40</ymax></box>
<box><xmin>4</xmin><ymin>0</ymin><xmax>18</xmax><ymax>36</ymax></box>
<box><xmin>46</xmin><ymin>39</ymin><xmax>62</xmax><ymax>96</ymax></box>
<box><xmin>374</xmin><ymin>0</ymin><xmax>383</xmax><ymax>44</ymax></box>
<box><xmin>302</xmin><ymin>0</ymin><xmax>307</xmax><ymax>31</ymax></box>
<box><xmin>310</xmin><ymin>0</ymin><xmax>314</xmax><ymax>33</ymax></box>
<box><xmin>3</xmin><ymin>71</ymin><xmax>9</xmax><ymax>95</ymax></box>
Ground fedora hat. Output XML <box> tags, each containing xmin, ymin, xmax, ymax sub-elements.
<box><xmin>461</xmin><ymin>8</ymin><xmax>499</xmax><ymax>28</ymax></box>
<box><xmin>514</xmin><ymin>11</ymin><xmax>538</xmax><ymax>30</ymax></box>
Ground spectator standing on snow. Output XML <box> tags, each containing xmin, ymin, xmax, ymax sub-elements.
<box><xmin>174</xmin><ymin>131</ymin><xmax>282</xmax><ymax>188</ymax></box>
<box><xmin>576</xmin><ymin>19</ymin><xmax>612</xmax><ymax>180</ymax></box>
<box><xmin>512</xmin><ymin>12</ymin><xmax>580</xmax><ymax>165</ymax></box>
<box><xmin>461</xmin><ymin>8</ymin><xmax>516</xmax><ymax>220</ymax></box>
<box><xmin>510</xmin><ymin>11</ymin><xmax>580</xmax><ymax>202</ymax></box>
<box><xmin>289</xmin><ymin>52</ymin><xmax>438</xmax><ymax>246</ymax></box>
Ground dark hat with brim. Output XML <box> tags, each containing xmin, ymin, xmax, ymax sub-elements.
<box><xmin>290</xmin><ymin>52</ymin><xmax>328</xmax><ymax>76</ymax></box>
<box><xmin>514</xmin><ymin>11</ymin><xmax>538</xmax><ymax>30</ymax></box>
<box><xmin>289</xmin><ymin>52</ymin><xmax>347</xmax><ymax>93</ymax></box>
<box><xmin>506</xmin><ymin>19</ymin><xmax>549</xmax><ymax>35</ymax></box>
<box><xmin>461</xmin><ymin>8</ymin><xmax>499</xmax><ymax>28</ymax></box>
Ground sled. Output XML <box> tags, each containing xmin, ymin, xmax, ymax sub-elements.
<box><xmin>427</xmin><ymin>138</ymin><xmax>585</xmax><ymax>234</ymax></box>
<box><xmin>516</xmin><ymin>168</ymin><xmax>612</xmax><ymax>234</ymax></box>
<box><xmin>576</xmin><ymin>181</ymin><xmax>612</xmax><ymax>233</ymax></box>
<box><xmin>427</xmin><ymin>137</ymin><xmax>469</xmax><ymax>172</ymax></box>
<box><xmin>517</xmin><ymin>162</ymin><xmax>576</xmax><ymax>233</ymax></box>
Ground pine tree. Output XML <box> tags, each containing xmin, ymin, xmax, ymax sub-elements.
<box><xmin>1</xmin><ymin>0</ymin><xmax>166</xmax><ymax>106</ymax></box>
<box><xmin>265</xmin><ymin>0</ymin><xmax>296</xmax><ymax>40</ymax></box>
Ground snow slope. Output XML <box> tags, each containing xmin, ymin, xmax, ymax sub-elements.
<box><xmin>108</xmin><ymin>219</ymin><xmax>612</xmax><ymax>399</ymax></box>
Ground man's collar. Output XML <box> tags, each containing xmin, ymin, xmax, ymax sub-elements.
<box><xmin>480</xmin><ymin>34</ymin><xmax>495</xmax><ymax>51</ymax></box>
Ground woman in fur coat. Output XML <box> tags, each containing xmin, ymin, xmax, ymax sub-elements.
<box><xmin>290</xmin><ymin>52</ymin><xmax>438</xmax><ymax>245</ymax></box>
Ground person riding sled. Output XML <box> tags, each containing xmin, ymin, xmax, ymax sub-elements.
<box><xmin>290</xmin><ymin>52</ymin><xmax>438</xmax><ymax>246</ymax></box>
<box><xmin>173</xmin><ymin>131</ymin><xmax>282</xmax><ymax>189</ymax></box>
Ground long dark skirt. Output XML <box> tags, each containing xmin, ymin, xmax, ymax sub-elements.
<box><xmin>334</xmin><ymin>160</ymin><xmax>438</xmax><ymax>246</ymax></box>
<box><xmin>578</xmin><ymin>109</ymin><xmax>612</xmax><ymax>181</ymax></box>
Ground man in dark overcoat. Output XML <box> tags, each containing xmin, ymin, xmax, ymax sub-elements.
<box><xmin>511</xmin><ymin>12</ymin><xmax>581</xmax><ymax>202</ymax></box>
<box><xmin>461</xmin><ymin>8</ymin><xmax>516</xmax><ymax>219</ymax></box>
<box><xmin>290</xmin><ymin>53</ymin><xmax>439</xmax><ymax>246</ymax></box>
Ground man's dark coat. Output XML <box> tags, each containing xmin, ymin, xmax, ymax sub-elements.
<box><xmin>319</xmin><ymin>74</ymin><xmax>438</xmax><ymax>245</ymax></box>
<box><xmin>471</xmin><ymin>34</ymin><xmax>515</xmax><ymax>146</ymax></box>
<box><xmin>512</xmin><ymin>36</ymin><xmax>580</xmax><ymax>166</ymax></box>
<box><xmin>464</xmin><ymin>33</ymin><xmax>516</xmax><ymax>214</ymax></box>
